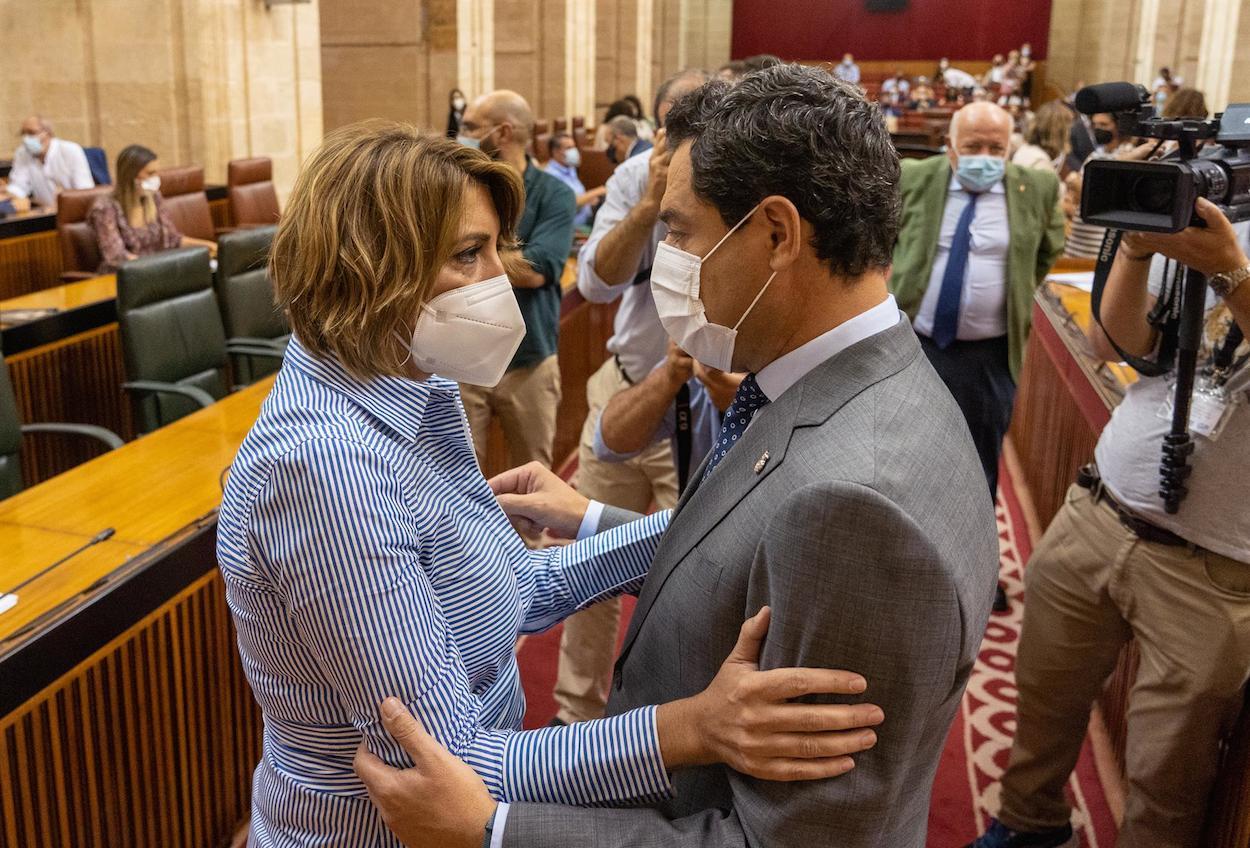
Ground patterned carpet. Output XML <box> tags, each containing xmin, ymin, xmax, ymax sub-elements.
<box><xmin>514</xmin><ymin>460</ymin><xmax>1118</xmax><ymax>845</ymax></box>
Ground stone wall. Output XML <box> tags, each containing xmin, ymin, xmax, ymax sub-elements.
<box><xmin>0</xmin><ymin>0</ymin><xmax>323</xmax><ymax>202</ymax></box>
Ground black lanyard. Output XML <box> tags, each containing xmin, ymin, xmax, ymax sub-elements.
<box><xmin>674</xmin><ymin>384</ymin><xmax>692</xmax><ymax>494</ymax></box>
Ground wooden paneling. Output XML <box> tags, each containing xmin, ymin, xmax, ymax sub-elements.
<box><xmin>7</xmin><ymin>325</ymin><xmax>132</xmax><ymax>488</ymax></box>
<box><xmin>0</xmin><ymin>231</ymin><xmax>61</xmax><ymax>301</ymax></box>
<box><xmin>0</xmin><ymin>568</ymin><xmax>261</xmax><ymax>848</ymax></box>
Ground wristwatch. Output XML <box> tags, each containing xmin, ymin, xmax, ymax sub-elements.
<box><xmin>1210</xmin><ymin>263</ymin><xmax>1250</xmax><ymax>299</ymax></box>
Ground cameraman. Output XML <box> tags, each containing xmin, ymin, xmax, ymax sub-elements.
<box><xmin>970</xmin><ymin>198</ymin><xmax>1250</xmax><ymax>848</ymax></box>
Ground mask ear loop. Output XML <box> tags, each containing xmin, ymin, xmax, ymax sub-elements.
<box><xmin>732</xmin><ymin>271</ymin><xmax>778</xmax><ymax>331</ymax></box>
<box><xmin>703</xmin><ymin>200</ymin><xmax>764</xmax><ymax>260</ymax></box>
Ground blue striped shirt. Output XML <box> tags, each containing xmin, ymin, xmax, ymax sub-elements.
<box><xmin>217</xmin><ymin>337</ymin><xmax>673</xmax><ymax>847</ymax></box>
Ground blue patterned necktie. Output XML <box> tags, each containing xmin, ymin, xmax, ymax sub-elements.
<box><xmin>931</xmin><ymin>191</ymin><xmax>980</xmax><ymax>349</ymax></box>
<box><xmin>702</xmin><ymin>373</ymin><xmax>770</xmax><ymax>482</ymax></box>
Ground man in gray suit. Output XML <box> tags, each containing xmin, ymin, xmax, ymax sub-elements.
<box><xmin>357</xmin><ymin>64</ymin><xmax>999</xmax><ymax>847</ymax></box>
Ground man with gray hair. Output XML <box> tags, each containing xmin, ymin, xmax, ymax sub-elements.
<box><xmin>602</xmin><ymin>114</ymin><xmax>650</xmax><ymax>166</ymax></box>
<box><xmin>8</xmin><ymin>115</ymin><xmax>94</xmax><ymax>209</ymax></box>
<box><xmin>355</xmin><ymin>62</ymin><xmax>1000</xmax><ymax>848</ymax></box>
<box><xmin>890</xmin><ymin>101</ymin><xmax>1064</xmax><ymax>611</ymax></box>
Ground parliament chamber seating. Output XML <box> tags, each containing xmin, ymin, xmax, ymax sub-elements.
<box><xmin>532</xmin><ymin>132</ymin><xmax>553</xmax><ymax>164</ymax></box>
<box><xmin>576</xmin><ymin>148</ymin><xmax>616</xmax><ymax>191</ymax></box>
<box><xmin>55</xmin><ymin>186</ymin><xmax>113</xmax><ymax>282</ymax></box>
<box><xmin>214</xmin><ymin>225</ymin><xmax>288</xmax><ymax>385</ymax></box>
<box><xmin>227</xmin><ymin>157</ymin><xmax>281</xmax><ymax>227</ymax></box>
<box><xmin>157</xmin><ymin>164</ymin><xmax>218</xmax><ymax>242</ymax></box>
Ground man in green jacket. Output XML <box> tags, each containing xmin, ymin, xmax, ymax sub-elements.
<box><xmin>891</xmin><ymin>101</ymin><xmax>1063</xmax><ymax>610</ymax></box>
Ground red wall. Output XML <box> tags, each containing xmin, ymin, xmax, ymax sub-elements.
<box><xmin>731</xmin><ymin>0</ymin><xmax>1052</xmax><ymax>62</ymax></box>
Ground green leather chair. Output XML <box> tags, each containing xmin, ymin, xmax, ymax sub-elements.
<box><xmin>1</xmin><ymin>338</ymin><xmax>122</xmax><ymax>500</ymax></box>
<box><xmin>117</xmin><ymin>247</ymin><xmax>282</xmax><ymax>433</ymax></box>
<box><xmin>214</xmin><ymin>225</ymin><xmax>288</xmax><ymax>385</ymax></box>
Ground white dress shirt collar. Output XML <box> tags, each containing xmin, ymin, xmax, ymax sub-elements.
<box><xmin>755</xmin><ymin>294</ymin><xmax>901</xmax><ymax>402</ymax></box>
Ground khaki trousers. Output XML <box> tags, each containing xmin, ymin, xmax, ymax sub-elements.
<box><xmin>998</xmin><ymin>484</ymin><xmax>1250</xmax><ymax>848</ymax></box>
<box><xmin>460</xmin><ymin>355</ymin><xmax>561</xmax><ymax>471</ymax></box>
<box><xmin>553</xmin><ymin>357</ymin><xmax>679</xmax><ymax>724</ymax></box>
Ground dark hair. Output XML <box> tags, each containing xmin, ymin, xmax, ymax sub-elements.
<box><xmin>548</xmin><ymin>131</ymin><xmax>573</xmax><ymax>156</ymax></box>
<box><xmin>665</xmin><ymin>63</ymin><xmax>900</xmax><ymax>277</ymax></box>
<box><xmin>623</xmin><ymin>94</ymin><xmax>646</xmax><ymax>120</ymax></box>
<box><xmin>742</xmin><ymin>54</ymin><xmax>782</xmax><ymax>73</ymax></box>
<box><xmin>604</xmin><ymin>99</ymin><xmax>636</xmax><ymax>124</ymax></box>
<box><xmin>449</xmin><ymin>88</ymin><xmax>465</xmax><ymax>108</ymax></box>
<box><xmin>114</xmin><ymin>144</ymin><xmax>158</xmax><ymax>215</ymax></box>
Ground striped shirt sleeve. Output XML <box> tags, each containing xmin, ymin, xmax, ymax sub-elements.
<box><xmin>519</xmin><ymin>509</ymin><xmax>671</xmax><ymax>634</ymax></box>
<box><xmin>251</xmin><ymin>437</ymin><xmax>670</xmax><ymax>807</ymax></box>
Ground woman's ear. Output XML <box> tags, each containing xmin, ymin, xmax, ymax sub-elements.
<box><xmin>761</xmin><ymin>195</ymin><xmax>802</xmax><ymax>273</ymax></box>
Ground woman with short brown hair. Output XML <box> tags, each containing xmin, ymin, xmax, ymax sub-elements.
<box><xmin>218</xmin><ymin>121</ymin><xmax>879</xmax><ymax>847</ymax></box>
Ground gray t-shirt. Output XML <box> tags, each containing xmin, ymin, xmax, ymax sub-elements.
<box><xmin>1095</xmin><ymin>222</ymin><xmax>1250</xmax><ymax>562</ymax></box>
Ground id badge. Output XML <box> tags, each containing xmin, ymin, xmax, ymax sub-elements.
<box><xmin>1157</xmin><ymin>378</ymin><xmax>1234</xmax><ymax>440</ymax></box>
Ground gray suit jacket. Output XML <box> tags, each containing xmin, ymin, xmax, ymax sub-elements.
<box><xmin>505</xmin><ymin>317</ymin><xmax>999</xmax><ymax>847</ymax></box>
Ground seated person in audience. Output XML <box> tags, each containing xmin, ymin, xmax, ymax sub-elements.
<box><xmin>1161</xmin><ymin>86</ymin><xmax>1207</xmax><ymax>120</ymax></box>
<box><xmin>87</xmin><ymin>144</ymin><xmax>217</xmax><ymax>273</ymax></box>
<box><xmin>603</xmin><ymin>115</ymin><xmax>652</xmax><ymax>165</ymax></box>
<box><xmin>593</xmin><ymin>98</ymin><xmax>639</xmax><ymax>148</ymax></box>
<box><xmin>1012</xmin><ymin>101</ymin><xmax>1073</xmax><ymax>174</ymax></box>
<box><xmin>983</xmin><ymin>54</ymin><xmax>1007</xmax><ymax>91</ymax></box>
<box><xmin>833</xmin><ymin>52</ymin><xmax>861</xmax><ymax>85</ymax></box>
<box><xmin>881</xmin><ymin>68</ymin><xmax>911</xmax><ymax>102</ymax></box>
<box><xmin>938</xmin><ymin>59</ymin><xmax>979</xmax><ymax>97</ymax></box>
<box><xmin>969</xmin><ymin>204</ymin><xmax>1250</xmax><ymax>848</ymax></box>
<box><xmin>623</xmin><ymin>94</ymin><xmax>655</xmax><ymax>141</ymax></box>
<box><xmin>217</xmin><ymin>120</ymin><xmax>880</xmax><ymax>848</ymax></box>
<box><xmin>594</xmin><ymin>340</ymin><xmax>743</xmax><ymax>493</ymax></box>
<box><xmin>910</xmin><ymin>76</ymin><xmax>937</xmax><ymax>109</ymax></box>
<box><xmin>0</xmin><ymin>178</ymin><xmax>31</xmax><ymax>215</ymax></box>
<box><xmin>543</xmin><ymin>132</ymin><xmax>605</xmax><ymax>228</ymax></box>
<box><xmin>7</xmin><ymin>116</ymin><xmax>94</xmax><ymax>209</ymax></box>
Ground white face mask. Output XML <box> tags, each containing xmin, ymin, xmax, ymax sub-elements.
<box><xmin>140</xmin><ymin>175</ymin><xmax>161</xmax><ymax>194</ymax></box>
<box><xmin>452</xmin><ymin>97</ymin><xmax>466</xmax><ymax>111</ymax></box>
<box><xmin>650</xmin><ymin>202</ymin><xmax>777</xmax><ymax>372</ymax></box>
<box><xmin>398</xmin><ymin>274</ymin><xmax>526</xmax><ymax>386</ymax></box>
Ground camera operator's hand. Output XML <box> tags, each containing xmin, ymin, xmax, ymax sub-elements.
<box><xmin>1116</xmin><ymin>141</ymin><xmax>1159</xmax><ymax>162</ymax></box>
<box><xmin>1123</xmin><ymin>199</ymin><xmax>1250</xmax><ymax>277</ymax></box>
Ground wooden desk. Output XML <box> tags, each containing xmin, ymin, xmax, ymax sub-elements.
<box><xmin>1009</xmin><ymin>282</ymin><xmax>1249</xmax><ymax>845</ymax></box>
<box><xmin>2</xmin><ymin>274</ymin><xmax>128</xmax><ymax>488</ymax></box>
<box><xmin>0</xmin><ymin>377</ymin><xmax>272</xmax><ymax>848</ymax></box>
<box><xmin>0</xmin><ymin>187</ymin><xmax>228</xmax><ymax>301</ymax></box>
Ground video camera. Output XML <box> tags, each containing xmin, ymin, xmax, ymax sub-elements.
<box><xmin>1074</xmin><ymin>82</ymin><xmax>1250</xmax><ymax>233</ymax></box>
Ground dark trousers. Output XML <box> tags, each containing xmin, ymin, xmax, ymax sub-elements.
<box><xmin>919</xmin><ymin>333</ymin><xmax>1016</xmax><ymax>498</ymax></box>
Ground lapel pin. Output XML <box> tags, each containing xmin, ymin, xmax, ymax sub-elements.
<box><xmin>1018</xmin><ymin>184</ymin><xmax>1026</xmax><ymax>192</ymax></box>
<box><xmin>754</xmin><ymin>450</ymin><xmax>770</xmax><ymax>474</ymax></box>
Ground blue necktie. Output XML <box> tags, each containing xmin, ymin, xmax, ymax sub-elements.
<box><xmin>702</xmin><ymin>374</ymin><xmax>770</xmax><ymax>481</ymax></box>
<box><xmin>931</xmin><ymin>191</ymin><xmax>980</xmax><ymax>349</ymax></box>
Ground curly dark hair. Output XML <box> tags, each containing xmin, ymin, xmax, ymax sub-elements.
<box><xmin>664</xmin><ymin>63</ymin><xmax>901</xmax><ymax>277</ymax></box>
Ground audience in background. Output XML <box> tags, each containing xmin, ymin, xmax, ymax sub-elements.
<box><xmin>1012</xmin><ymin>101</ymin><xmax>1073</xmax><ymax>174</ymax></box>
<box><xmin>1017</xmin><ymin>43</ymin><xmax>1037</xmax><ymax>102</ymax></box>
<box><xmin>602</xmin><ymin>114</ymin><xmax>651</xmax><ymax>165</ymax></box>
<box><xmin>938</xmin><ymin>59</ymin><xmax>979</xmax><ymax>97</ymax></box>
<box><xmin>984</xmin><ymin>54</ymin><xmax>1007</xmax><ymax>89</ymax></box>
<box><xmin>881</xmin><ymin>67</ymin><xmax>911</xmax><ymax>103</ymax></box>
<box><xmin>1152</xmin><ymin>66</ymin><xmax>1182</xmax><ymax>112</ymax></box>
<box><xmin>593</xmin><ymin>98</ymin><xmax>639</xmax><ymax>148</ymax></box>
<box><xmin>910</xmin><ymin>77</ymin><xmax>938</xmax><ymax>109</ymax></box>
<box><xmin>456</xmin><ymin>90</ymin><xmax>577</xmax><ymax>473</ymax></box>
<box><xmin>0</xmin><ymin>178</ymin><xmax>30</xmax><ymax>215</ymax></box>
<box><xmin>555</xmin><ymin>68</ymin><xmax>709</xmax><ymax>728</ymax></box>
<box><xmin>891</xmin><ymin>102</ymin><xmax>1064</xmax><ymax>612</ymax></box>
<box><xmin>446</xmin><ymin>88</ymin><xmax>467</xmax><ymax>139</ymax></box>
<box><xmin>8</xmin><ymin>116</ymin><xmax>94</xmax><ymax>210</ymax></box>
<box><xmin>544</xmin><ymin>133</ymin><xmax>605</xmax><ymax>228</ymax></box>
<box><xmin>622</xmin><ymin>93</ymin><xmax>655</xmax><ymax>141</ymax></box>
<box><xmin>87</xmin><ymin>144</ymin><xmax>217</xmax><ymax>274</ymax></box>
<box><xmin>834</xmin><ymin>52</ymin><xmax>861</xmax><ymax>86</ymax></box>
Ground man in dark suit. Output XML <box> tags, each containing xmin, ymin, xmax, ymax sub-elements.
<box><xmin>356</xmin><ymin>64</ymin><xmax>999</xmax><ymax>848</ymax></box>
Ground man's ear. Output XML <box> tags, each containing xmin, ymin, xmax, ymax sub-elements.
<box><xmin>760</xmin><ymin>195</ymin><xmax>802</xmax><ymax>273</ymax></box>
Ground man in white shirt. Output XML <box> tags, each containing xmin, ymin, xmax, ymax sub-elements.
<box><xmin>551</xmin><ymin>68</ymin><xmax>710</xmax><ymax>728</ymax></box>
<box><xmin>8</xmin><ymin>116</ymin><xmax>94</xmax><ymax>209</ymax></box>
<box><xmin>834</xmin><ymin>53</ymin><xmax>861</xmax><ymax>86</ymax></box>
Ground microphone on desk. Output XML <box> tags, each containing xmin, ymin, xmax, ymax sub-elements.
<box><xmin>0</xmin><ymin>527</ymin><xmax>116</xmax><ymax>615</ymax></box>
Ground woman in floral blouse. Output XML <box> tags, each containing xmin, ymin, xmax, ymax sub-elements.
<box><xmin>87</xmin><ymin>144</ymin><xmax>217</xmax><ymax>273</ymax></box>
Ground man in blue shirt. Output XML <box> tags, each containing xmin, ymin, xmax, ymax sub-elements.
<box><xmin>593</xmin><ymin>342</ymin><xmax>742</xmax><ymax>493</ymax></box>
<box><xmin>543</xmin><ymin>133</ymin><xmax>605</xmax><ymax>229</ymax></box>
<box><xmin>457</xmin><ymin>90</ymin><xmax>577</xmax><ymax>472</ymax></box>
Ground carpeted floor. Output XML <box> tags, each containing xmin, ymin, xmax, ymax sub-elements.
<box><xmin>514</xmin><ymin>460</ymin><xmax>1118</xmax><ymax>846</ymax></box>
